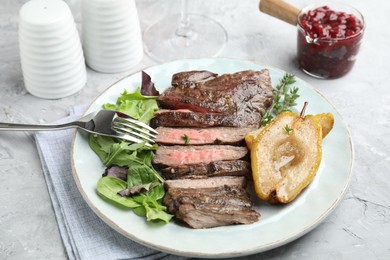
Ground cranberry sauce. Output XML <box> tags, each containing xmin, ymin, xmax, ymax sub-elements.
<box><xmin>297</xmin><ymin>4</ymin><xmax>364</xmax><ymax>79</ymax></box>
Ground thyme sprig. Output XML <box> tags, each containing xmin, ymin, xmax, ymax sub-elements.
<box><xmin>284</xmin><ymin>124</ymin><xmax>293</xmax><ymax>134</ymax></box>
<box><xmin>181</xmin><ymin>134</ymin><xmax>190</xmax><ymax>144</ymax></box>
<box><xmin>261</xmin><ymin>73</ymin><xmax>300</xmax><ymax>126</ymax></box>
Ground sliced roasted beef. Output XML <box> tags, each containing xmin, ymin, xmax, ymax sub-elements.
<box><xmin>171</xmin><ymin>70</ymin><xmax>218</xmax><ymax>87</ymax></box>
<box><xmin>157</xmin><ymin>70</ymin><xmax>273</xmax><ymax>115</ymax></box>
<box><xmin>152</xmin><ymin>145</ymin><xmax>248</xmax><ymax>167</ymax></box>
<box><xmin>151</xmin><ymin>109</ymin><xmax>262</xmax><ymax>128</ymax></box>
<box><xmin>164</xmin><ymin>175</ymin><xmax>247</xmax><ymax>189</ymax></box>
<box><xmin>163</xmin><ymin>176</ymin><xmax>260</xmax><ymax>229</ymax></box>
<box><xmin>160</xmin><ymin>160</ymin><xmax>251</xmax><ymax>179</ymax></box>
<box><xmin>154</xmin><ymin>126</ymin><xmax>256</xmax><ymax>145</ymax></box>
<box><xmin>171</xmin><ymin>204</ymin><xmax>260</xmax><ymax>229</ymax></box>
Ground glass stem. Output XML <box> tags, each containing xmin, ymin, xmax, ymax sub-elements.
<box><xmin>175</xmin><ymin>0</ymin><xmax>192</xmax><ymax>38</ymax></box>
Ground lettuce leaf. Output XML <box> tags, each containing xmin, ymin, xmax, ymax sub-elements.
<box><xmin>103</xmin><ymin>88</ymin><xmax>158</xmax><ymax>125</ymax></box>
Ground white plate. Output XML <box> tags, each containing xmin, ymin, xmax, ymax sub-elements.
<box><xmin>71</xmin><ymin>58</ymin><xmax>354</xmax><ymax>258</ymax></box>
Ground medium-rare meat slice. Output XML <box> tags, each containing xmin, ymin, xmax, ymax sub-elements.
<box><xmin>160</xmin><ymin>160</ymin><xmax>251</xmax><ymax>179</ymax></box>
<box><xmin>152</xmin><ymin>145</ymin><xmax>248</xmax><ymax>167</ymax></box>
<box><xmin>163</xmin><ymin>176</ymin><xmax>260</xmax><ymax>229</ymax></box>
<box><xmin>151</xmin><ymin>109</ymin><xmax>261</xmax><ymax>128</ymax></box>
<box><xmin>158</xmin><ymin>70</ymin><xmax>273</xmax><ymax>115</ymax></box>
<box><xmin>154</xmin><ymin>126</ymin><xmax>256</xmax><ymax>145</ymax></box>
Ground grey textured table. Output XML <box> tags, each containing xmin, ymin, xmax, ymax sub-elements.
<box><xmin>1</xmin><ymin>0</ymin><xmax>389</xmax><ymax>259</ymax></box>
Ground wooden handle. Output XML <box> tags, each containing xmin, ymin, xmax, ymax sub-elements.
<box><xmin>259</xmin><ymin>0</ymin><xmax>300</xmax><ymax>26</ymax></box>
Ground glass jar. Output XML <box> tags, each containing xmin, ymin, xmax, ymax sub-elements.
<box><xmin>297</xmin><ymin>3</ymin><xmax>365</xmax><ymax>79</ymax></box>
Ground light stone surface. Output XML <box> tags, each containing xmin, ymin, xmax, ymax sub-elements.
<box><xmin>1</xmin><ymin>0</ymin><xmax>389</xmax><ymax>259</ymax></box>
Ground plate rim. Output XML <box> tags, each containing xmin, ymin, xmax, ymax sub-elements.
<box><xmin>70</xmin><ymin>57</ymin><xmax>355</xmax><ymax>258</ymax></box>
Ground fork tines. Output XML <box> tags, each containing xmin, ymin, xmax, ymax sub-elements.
<box><xmin>112</xmin><ymin>116</ymin><xmax>158</xmax><ymax>145</ymax></box>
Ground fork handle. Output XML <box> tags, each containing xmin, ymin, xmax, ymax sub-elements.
<box><xmin>0</xmin><ymin>122</ymin><xmax>82</xmax><ymax>131</ymax></box>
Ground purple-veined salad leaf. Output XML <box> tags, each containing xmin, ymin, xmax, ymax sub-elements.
<box><xmin>118</xmin><ymin>182</ymin><xmax>159</xmax><ymax>197</ymax></box>
<box><xmin>141</xmin><ymin>71</ymin><xmax>160</xmax><ymax>96</ymax></box>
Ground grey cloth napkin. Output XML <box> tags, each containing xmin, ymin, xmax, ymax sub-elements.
<box><xmin>34</xmin><ymin>106</ymin><xmax>186</xmax><ymax>260</ymax></box>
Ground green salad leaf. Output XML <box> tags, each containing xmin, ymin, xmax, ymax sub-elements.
<box><xmin>103</xmin><ymin>88</ymin><xmax>158</xmax><ymax>125</ymax></box>
<box><xmin>90</xmin><ymin>86</ymin><xmax>172</xmax><ymax>223</ymax></box>
<box><xmin>89</xmin><ymin>136</ymin><xmax>156</xmax><ymax>166</ymax></box>
<box><xmin>97</xmin><ymin>176</ymin><xmax>140</xmax><ymax>208</ymax></box>
<box><xmin>127</xmin><ymin>164</ymin><xmax>157</xmax><ymax>187</ymax></box>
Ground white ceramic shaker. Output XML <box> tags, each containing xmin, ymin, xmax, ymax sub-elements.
<box><xmin>82</xmin><ymin>0</ymin><xmax>143</xmax><ymax>73</ymax></box>
<box><xmin>19</xmin><ymin>0</ymin><xmax>87</xmax><ymax>99</ymax></box>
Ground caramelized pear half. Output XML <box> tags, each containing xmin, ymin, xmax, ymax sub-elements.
<box><xmin>245</xmin><ymin>113</ymin><xmax>334</xmax><ymax>151</ymax></box>
<box><xmin>250</xmin><ymin>111</ymin><xmax>324</xmax><ymax>203</ymax></box>
<box><xmin>245</xmin><ymin>128</ymin><xmax>262</xmax><ymax>150</ymax></box>
<box><xmin>315</xmin><ymin>113</ymin><xmax>334</xmax><ymax>138</ymax></box>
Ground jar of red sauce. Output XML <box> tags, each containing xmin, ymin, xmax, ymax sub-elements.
<box><xmin>297</xmin><ymin>3</ymin><xmax>365</xmax><ymax>79</ymax></box>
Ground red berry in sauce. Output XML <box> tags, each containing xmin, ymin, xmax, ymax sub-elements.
<box><xmin>300</xmin><ymin>6</ymin><xmax>362</xmax><ymax>40</ymax></box>
<box><xmin>297</xmin><ymin>5</ymin><xmax>364</xmax><ymax>79</ymax></box>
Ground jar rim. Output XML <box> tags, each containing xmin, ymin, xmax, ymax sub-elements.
<box><xmin>297</xmin><ymin>2</ymin><xmax>365</xmax><ymax>43</ymax></box>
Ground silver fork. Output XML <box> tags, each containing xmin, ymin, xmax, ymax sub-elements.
<box><xmin>0</xmin><ymin>110</ymin><xmax>158</xmax><ymax>146</ymax></box>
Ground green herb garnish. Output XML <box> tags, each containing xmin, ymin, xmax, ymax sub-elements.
<box><xmin>284</xmin><ymin>124</ymin><xmax>293</xmax><ymax>134</ymax></box>
<box><xmin>181</xmin><ymin>134</ymin><xmax>190</xmax><ymax>144</ymax></box>
<box><xmin>261</xmin><ymin>73</ymin><xmax>300</xmax><ymax>126</ymax></box>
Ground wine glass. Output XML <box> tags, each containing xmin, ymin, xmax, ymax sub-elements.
<box><xmin>143</xmin><ymin>0</ymin><xmax>228</xmax><ymax>62</ymax></box>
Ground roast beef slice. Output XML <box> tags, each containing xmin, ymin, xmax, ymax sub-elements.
<box><xmin>154</xmin><ymin>126</ymin><xmax>256</xmax><ymax>145</ymax></box>
<box><xmin>158</xmin><ymin>70</ymin><xmax>273</xmax><ymax>114</ymax></box>
<box><xmin>152</xmin><ymin>145</ymin><xmax>248</xmax><ymax>167</ymax></box>
<box><xmin>164</xmin><ymin>176</ymin><xmax>247</xmax><ymax>190</ymax></box>
<box><xmin>152</xmin><ymin>109</ymin><xmax>261</xmax><ymax>128</ymax></box>
<box><xmin>160</xmin><ymin>160</ymin><xmax>251</xmax><ymax>179</ymax></box>
<box><xmin>163</xmin><ymin>176</ymin><xmax>260</xmax><ymax>229</ymax></box>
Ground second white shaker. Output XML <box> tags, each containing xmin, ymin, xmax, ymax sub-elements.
<box><xmin>82</xmin><ymin>0</ymin><xmax>143</xmax><ymax>73</ymax></box>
